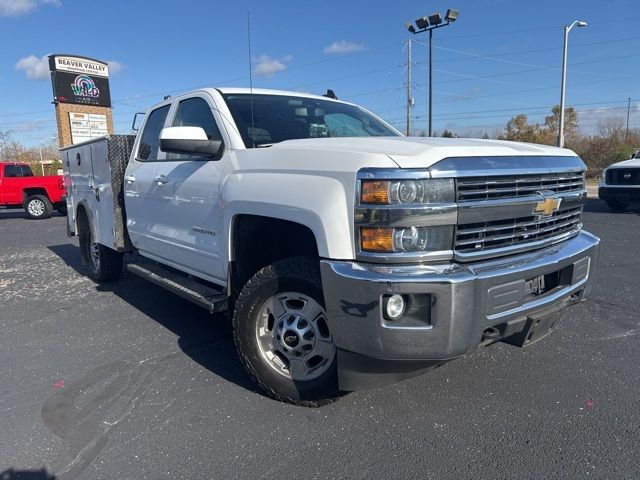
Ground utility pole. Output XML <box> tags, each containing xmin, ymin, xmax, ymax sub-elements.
<box><xmin>406</xmin><ymin>37</ymin><xmax>413</xmax><ymax>136</ymax></box>
<box><xmin>626</xmin><ymin>97</ymin><xmax>631</xmax><ymax>141</ymax></box>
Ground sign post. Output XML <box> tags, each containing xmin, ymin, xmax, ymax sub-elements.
<box><xmin>48</xmin><ymin>54</ymin><xmax>114</xmax><ymax>148</ymax></box>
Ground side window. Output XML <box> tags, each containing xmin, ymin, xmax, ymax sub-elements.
<box><xmin>21</xmin><ymin>166</ymin><xmax>34</xmax><ymax>177</ymax></box>
<box><xmin>4</xmin><ymin>165</ymin><xmax>19</xmax><ymax>177</ymax></box>
<box><xmin>168</xmin><ymin>97</ymin><xmax>222</xmax><ymax>161</ymax></box>
<box><xmin>137</xmin><ymin>105</ymin><xmax>170</xmax><ymax>161</ymax></box>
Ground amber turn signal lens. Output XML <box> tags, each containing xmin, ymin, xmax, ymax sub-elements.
<box><xmin>361</xmin><ymin>227</ymin><xmax>394</xmax><ymax>252</ymax></box>
<box><xmin>361</xmin><ymin>180</ymin><xmax>390</xmax><ymax>204</ymax></box>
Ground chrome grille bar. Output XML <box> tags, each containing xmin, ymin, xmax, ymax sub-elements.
<box><xmin>455</xmin><ymin>207</ymin><xmax>582</xmax><ymax>253</ymax></box>
<box><xmin>457</xmin><ymin>172</ymin><xmax>585</xmax><ymax>201</ymax></box>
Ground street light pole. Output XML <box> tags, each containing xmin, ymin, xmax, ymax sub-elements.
<box><xmin>38</xmin><ymin>144</ymin><xmax>44</xmax><ymax>176</ymax></box>
<box><xmin>38</xmin><ymin>135</ymin><xmax>57</xmax><ymax>176</ymax></box>
<box><xmin>428</xmin><ymin>28</ymin><xmax>433</xmax><ymax>137</ymax></box>
<box><xmin>558</xmin><ymin>20</ymin><xmax>587</xmax><ymax>148</ymax></box>
<box><xmin>405</xmin><ymin>9</ymin><xmax>459</xmax><ymax>137</ymax></box>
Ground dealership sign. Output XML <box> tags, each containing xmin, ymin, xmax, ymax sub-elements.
<box><xmin>49</xmin><ymin>54</ymin><xmax>111</xmax><ymax>107</ymax></box>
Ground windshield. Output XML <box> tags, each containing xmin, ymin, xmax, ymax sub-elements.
<box><xmin>221</xmin><ymin>93</ymin><xmax>400</xmax><ymax>148</ymax></box>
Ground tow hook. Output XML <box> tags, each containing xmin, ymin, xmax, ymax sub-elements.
<box><xmin>481</xmin><ymin>326</ymin><xmax>501</xmax><ymax>342</ymax></box>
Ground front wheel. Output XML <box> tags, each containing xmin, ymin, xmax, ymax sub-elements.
<box><xmin>233</xmin><ymin>257</ymin><xmax>338</xmax><ymax>406</ymax></box>
<box><xmin>79</xmin><ymin>225</ymin><xmax>123</xmax><ymax>282</ymax></box>
<box><xmin>24</xmin><ymin>195</ymin><xmax>52</xmax><ymax>220</ymax></box>
<box><xmin>605</xmin><ymin>199</ymin><xmax>629</xmax><ymax>212</ymax></box>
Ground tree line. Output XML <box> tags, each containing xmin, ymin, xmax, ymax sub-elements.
<box><xmin>499</xmin><ymin>106</ymin><xmax>638</xmax><ymax>177</ymax></box>
<box><xmin>2</xmin><ymin>104</ymin><xmax>637</xmax><ymax>178</ymax></box>
<box><xmin>0</xmin><ymin>131</ymin><xmax>61</xmax><ymax>176</ymax></box>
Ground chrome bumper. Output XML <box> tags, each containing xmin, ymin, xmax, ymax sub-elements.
<box><xmin>320</xmin><ymin>231</ymin><xmax>600</xmax><ymax>388</ymax></box>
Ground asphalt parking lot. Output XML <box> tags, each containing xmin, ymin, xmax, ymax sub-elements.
<box><xmin>1</xmin><ymin>201</ymin><xmax>639</xmax><ymax>480</ymax></box>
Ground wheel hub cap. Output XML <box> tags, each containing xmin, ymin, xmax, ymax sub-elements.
<box><xmin>256</xmin><ymin>292</ymin><xmax>335</xmax><ymax>381</ymax></box>
<box><xmin>283</xmin><ymin>331</ymin><xmax>300</xmax><ymax>348</ymax></box>
<box><xmin>28</xmin><ymin>200</ymin><xmax>45</xmax><ymax>216</ymax></box>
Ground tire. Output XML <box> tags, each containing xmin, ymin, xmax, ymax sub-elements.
<box><xmin>233</xmin><ymin>257</ymin><xmax>338</xmax><ymax>406</ymax></box>
<box><xmin>605</xmin><ymin>199</ymin><xmax>629</xmax><ymax>212</ymax></box>
<box><xmin>79</xmin><ymin>224</ymin><xmax>123</xmax><ymax>282</ymax></box>
<box><xmin>55</xmin><ymin>204</ymin><xmax>68</xmax><ymax>216</ymax></box>
<box><xmin>24</xmin><ymin>195</ymin><xmax>52</xmax><ymax>220</ymax></box>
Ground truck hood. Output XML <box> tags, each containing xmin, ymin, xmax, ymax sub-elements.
<box><xmin>606</xmin><ymin>157</ymin><xmax>640</xmax><ymax>169</ymax></box>
<box><xmin>271</xmin><ymin>136</ymin><xmax>577</xmax><ymax>169</ymax></box>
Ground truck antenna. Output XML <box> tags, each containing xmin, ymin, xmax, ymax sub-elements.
<box><xmin>247</xmin><ymin>11</ymin><xmax>255</xmax><ymax>148</ymax></box>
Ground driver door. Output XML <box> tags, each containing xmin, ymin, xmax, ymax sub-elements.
<box><xmin>146</xmin><ymin>94</ymin><xmax>227</xmax><ymax>282</ymax></box>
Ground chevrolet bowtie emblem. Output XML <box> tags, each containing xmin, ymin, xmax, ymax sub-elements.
<box><xmin>534</xmin><ymin>196</ymin><xmax>562</xmax><ymax>217</ymax></box>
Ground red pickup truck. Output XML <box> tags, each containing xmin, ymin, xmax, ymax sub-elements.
<box><xmin>0</xmin><ymin>162</ymin><xmax>66</xmax><ymax>219</ymax></box>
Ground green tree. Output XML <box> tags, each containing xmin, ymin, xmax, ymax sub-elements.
<box><xmin>441</xmin><ymin>129</ymin><xmax>454</xmax><ymax>138</ymax></box>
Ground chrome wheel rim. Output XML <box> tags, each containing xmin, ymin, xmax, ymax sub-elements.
<box><xmin>256</xmin><ymin>292</ymin><xmax>335</xmax><ymax>381</ymax></box>
<box><xmin>28</xmin><ymin>199</ymin><xmax>45</xmax><ymax>217</ymax></box>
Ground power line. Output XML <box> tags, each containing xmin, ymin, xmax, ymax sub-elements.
<box><xmin>432</xmin><ymin>35</ymin><xmax>640</xmax><ymax>64</ymax></box>
<box><xmin>373</xmin><ymin>98</ymin><xmax>638</xmax><ymax>118</ymax></box>
<box><xmin>442</xmin><ymin>16</ymin><xmax>640</xmax><ymax>40</ymax></box>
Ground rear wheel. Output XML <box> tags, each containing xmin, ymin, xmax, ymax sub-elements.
<box><xmin>233</xmin><ymin>257</ymin><xmax>338</xmax><ymax>406</ymax></box>
<box><xmin>605</xmin><ymin>199</ymin><xmax>629</xmax><ymax>212</ymax></box>
<box><xmin>24</xmin><ymin>195</ymin><xmax>52</xmax><ymax>220</ymax></box>
<box><xmin>80</xmin><ymin>224</ymin><xmax>123</xmax><ymax>282</ymax></box>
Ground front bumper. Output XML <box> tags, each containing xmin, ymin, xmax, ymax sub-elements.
<box><xmin>598</xmin><ymin>185</ymin><xmax>640</xmax><ymax>202</ymax></box>
<box><xmin>320</xmin><ymin>230</ymin><xmax>600</xmax><ymax>390</ymax></box>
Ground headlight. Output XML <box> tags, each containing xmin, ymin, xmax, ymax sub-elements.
<box><xmin>360</xmin><ymin>226</ymin><xmax>453</xmax><ymax>253</ymax></box>
<box><xmin>601</xmin><ymin>168</ymin><xmax>607</xmax><ymax>182</ymax></box>
<box><xmin>361</xmin><ymin>178</ymin><xmax>455</xmax><ymax>205</ymax></box>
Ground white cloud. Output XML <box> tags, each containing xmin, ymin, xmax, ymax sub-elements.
<box><xmin>15</xmin><ymin>54</ymin><xmax>50</xmax><ymax>80</ymax></box>
<box><xmin>0</xmin><ymin>0</ymin><xmax>60</xmax><ymax>17</ymax></box>
<box><xmin>253</xmin><ymin>54</ymin><xmax>289</xmax><ymax>77</ymax></box>
<box><xmin>323</xmin><ymin>40</ymin><xmax>365</xmax><ymax>55</ymax></box>
<box><xmin>106</xmin><ymin>60</ymin><xmax>123</xmax><ymax>74</ymax></box>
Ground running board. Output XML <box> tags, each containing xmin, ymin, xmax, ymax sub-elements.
<box><xmin>126</xmin><ymin>260</ymin><xmax>228</xmax><ymax>313</ymax></box>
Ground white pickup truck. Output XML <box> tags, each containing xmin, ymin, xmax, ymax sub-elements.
<box><xmin>599</xmin><ymin>149</ymin><xmax>640</xmax><ymax>211</ymax></box>
<box><xmin>63</xmin><ymin>88</ymin><xmax>600</xmax><ymax>406</ymax></box>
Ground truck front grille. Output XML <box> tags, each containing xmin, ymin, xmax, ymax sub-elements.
<box><xmin>455</xmin><ymin>207</ymin><xmax>583</xmax><ymax>254</ymax></box>
<box><xmin>457</xmin><ymin>172</ymin><xmax>585</xmax><ymax>202</ymax></box>
<box><xmin>606</xmin><ymin>168</ymin><xmax>640</xmax><ymax>185</ymax></box>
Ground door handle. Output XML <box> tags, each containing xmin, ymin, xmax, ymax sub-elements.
<box><xmin>153</xmin><ymin>175</ymin><xmax>169</xmax><ymax>185</ymax></box>
<box><xmin>124</xmin><ymin>175</ymin><xmax>136</xmax><ymax>183</ymax></box>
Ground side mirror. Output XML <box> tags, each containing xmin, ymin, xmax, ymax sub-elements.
<box><xmin>159</xmin><ymin>126</ymin><xmax>223</xmax><ymax>158</ymax></box>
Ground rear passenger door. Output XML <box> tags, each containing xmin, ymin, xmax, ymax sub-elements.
<box><xmin>124</xmin><ymin>104</ymin><xmax>170</xmax><ymax>255</ymax></box>
<box><xmin>146</xmin><ymin>93</ymin><xmax>227</xmax><ymax>282</ymax></box>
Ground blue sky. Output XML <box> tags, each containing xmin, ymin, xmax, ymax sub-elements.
<box><xmin>1</xmin><ymin>0</ymin><xmax>639</xmax><ymax>146</ymax></box>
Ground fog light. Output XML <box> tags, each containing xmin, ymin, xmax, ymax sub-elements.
<box><xmin>386</xmin><ymin>294</ymin><xmax>405</xmax><ymax>319</ymax></box>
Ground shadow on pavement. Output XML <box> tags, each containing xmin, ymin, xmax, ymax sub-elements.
<box><xmin>0</xmin><ymin>209</ymin><xmax>65</xmax><ymax>220</ymax></box>
<box><xmin>47</xmin><ymin>243</ymin><xmax>263</xmax><ymax>399</ymax></box>
<box><xmin>0</xmin><ymin>469</ymin><xmax>55</xmax><ymax>480</ymax></box>
<box><xmin>583</xmin><ymin>198</ymin><xmax>640</xmax><ymax>215</ymax></box>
